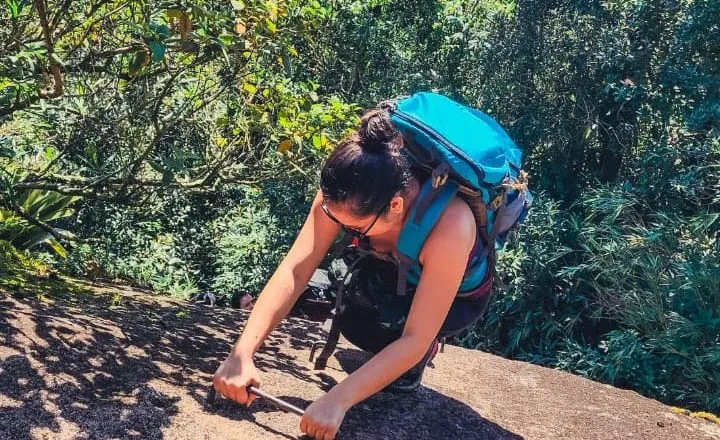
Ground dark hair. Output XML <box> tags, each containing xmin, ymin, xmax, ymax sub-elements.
<box><xmin>320</xmin><ymin>109</ymin><xmax>415</xmax><ymax>217</ymax></box>
<box><xmin>320</xmin><ymin>109</ymin><xmax>487</xmax><ymax>241</ymax></box>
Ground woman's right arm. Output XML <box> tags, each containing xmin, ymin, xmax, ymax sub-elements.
<box><xmin>231</xmin><ymin>190</ymin><xmax>338</xmax><ymax>359</ymax></box>
<box><xmin>213</xmin><ymin>190</ymin><xmax>338</xmax><ymax>404</ymax></box>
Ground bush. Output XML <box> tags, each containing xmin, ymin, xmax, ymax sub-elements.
<box><xmin>560</xmin><ymin>185</ymin><xmax>720</xmax><ymax>412</ymax></box>
<box><xmin>210</xmin><ymin>181</ymin><xmax>312</xmax><ymax>300</ymax></box>
<box><xmin>458</xmin><ymin>184</ymin><xmax>720</xmax><ymax>413</ymax></box>
<box><xmin>58</xmin><ymin>191</ymin><xmax>207</xmax><ymax>298</ymax></box>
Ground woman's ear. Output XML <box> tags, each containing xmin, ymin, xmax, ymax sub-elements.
<box><xmin>389</xmin><ymin>195</ymin><xmax>404</xmax><ymax>215</ymax></box>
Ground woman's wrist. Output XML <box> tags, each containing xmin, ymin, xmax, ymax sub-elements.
<box><xmin>327</xmin><ymin>382</ymin><xmax>357</xmax><ymax>412</ymax></box>
<box><xmin>230</xmin><ymin>341</ymin><xmax>255</xmax><ymax>361</ymax></box>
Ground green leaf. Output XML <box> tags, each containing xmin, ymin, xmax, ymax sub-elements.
<box><xmin>218</xmin><ymin>33</ymin><xmax>234</xmax><ymax>46</ymax></box>
<box><xmin>243</xmin><ymin>83</ymin><xmax>257</xmax><ymax>94</ymax></box>
<box><xmin>265</xmin><ymin>18</ymin><xmax>277</xmax><ymax>34</ymax></box>
<box><xmin>231</xmin><ymin>0</ymin><xmax>245</xmax><ymax>10</ymax></box>
<box><xmin>312</xmin><ymin>134</ymin><xmax>322</xmax><ymax>148</ymax></box>
<box><xmin>47</xmin><ymin>239</ymin><xmax>67</xmax><ymax>259</ymax></box>
<box><xmin>43</xmin><ymin>146</ymin><xmax>57</xmax><ymax>162</ymax></box>
<box><xmin>6</xmin><ymin>0</ymin><xmax>26</xmax><ymax>18</ymax></box>
<box><xmin>690</xmin><ymin>213</ymin><xmax>719</xmax><ymax>234</ymax></box>
<box><xmin>278</xmin><ymin>116</ymin><xmax>291</xmax><ymax>128</ymax></box>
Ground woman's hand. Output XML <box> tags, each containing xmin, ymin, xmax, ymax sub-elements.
<box><xmin>299</xmin><ymin>391</ymin><xmax>349</xmax><ymax>440</ymax></box>
<box><xmin>212</xmin><ymin>353</ymin><xmax>261</xmax><ymax>406</ymax></box>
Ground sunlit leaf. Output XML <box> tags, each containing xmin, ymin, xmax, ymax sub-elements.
<box><xmin>265</xmin><ymin>18</ymin><xmax>277</xmax><ymax>34</ymax></box>
<box><xmin>278</xmin><ymin>139</ymin><xmax>292</xmax><ymax>153</ymax></box>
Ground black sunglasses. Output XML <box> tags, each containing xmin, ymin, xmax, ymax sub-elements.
<box><xmin>320</xmin><ymin>200</ymin><xmax>388</xmax><ymax>240</ymax></box>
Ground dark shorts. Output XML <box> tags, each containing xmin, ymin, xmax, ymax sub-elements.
<box><xmin>337</xmin><ymin>255</ymin><xmax>492</xmax><ymax>354</ymax></box>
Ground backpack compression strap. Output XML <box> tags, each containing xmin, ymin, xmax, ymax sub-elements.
<box><xmin>396</xmin><ymin>177</ymin><xmax>459</xmax><ymax>295</ymax></box>
<box><xmin>477</xmin><ymin>179</ymin><xmax>531</xmax><ymax>262</ymax></box>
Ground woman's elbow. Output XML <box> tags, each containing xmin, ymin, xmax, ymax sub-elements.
<box><xmin>399</xmin><ymin>333</ymin><xmax>434</xmax><ymax>364</ymax></box>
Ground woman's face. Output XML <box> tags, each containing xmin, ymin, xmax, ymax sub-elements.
<box><xmin>322</xmin><ymin>196</ymin><xmax>404</xmax><ymax>239</ymax></box>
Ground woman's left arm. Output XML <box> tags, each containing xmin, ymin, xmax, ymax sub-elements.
<box><xmin>300</xmin><ymin>200</ymin><xmax>476</xmax><ymax>440</ymax></box>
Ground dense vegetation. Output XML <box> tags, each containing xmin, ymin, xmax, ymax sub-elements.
<box><xmin>1</xmin><ymin>0</ymin><xmax>718</xmax><ymax>413</ymax></box>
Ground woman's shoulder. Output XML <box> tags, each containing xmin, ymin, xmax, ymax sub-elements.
<box><xmin>418</xmin><ymin>196</ymin><xmax>477</xmax><ymax>261</ymax></box>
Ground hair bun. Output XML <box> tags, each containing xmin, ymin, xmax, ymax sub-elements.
<box><xmin>358</xmin><ymin>109</ymin><xmax>401</xmax><ymax>153</ymax></box>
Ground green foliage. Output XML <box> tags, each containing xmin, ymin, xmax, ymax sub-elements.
<box><xmin>0</xmin><ymin>239</ymin><xmax>92</xmax><ymax>301</ymax></box>
<box><xmin>110</xmin><ymin>232</ymin><xmax>201</xmax><ymax>299</ymax></box>
<box><xmin>0</xmin><ymin>239</ymin><xmax>47</xmax><ymax>277</ymax></box>
<box><xmin>0</xmin><ymin>0</ymin><xmax>358</xmax><ymax>202</ymax></box>
<box><xmin>459</xmin><ymin>184</ymin><xmax>719</xmax><ymax>413</ymax></box>
<box><xmin>1</xmin><ymin>0</ymin><xmax>356</xmax><ymax>297</ymax></box>
<box><xmin>0</xmin><ymin>189</ymin><xmax>79</xmax><ymax>257</ymax></box>
<box><xmin>457</xmin><ymin>195</ymin><xmax>583</xmax><ymax>362</ymax></box>
<box><xmin>57</xmin><ymin>179</ymin><xmax>312</xmax><ymax>300</ymax></box>
<box><xmin>58</xmin><ymin>190</ymin><xmax>210</xmax><ymax>298</ymax></box>
<box><xmin>210</xmin><ymin>180</ymin><xmax>311</xmax><ymax>299</ymax></box>
<box><xmin>559</xmin><ymin>186</ymin><xmax>720</xmax><ymax>411</ymax></box>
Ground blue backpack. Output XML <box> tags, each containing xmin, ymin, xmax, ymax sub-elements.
<box><xmin>381</xmin><ymin>91</ymin><xmax>533</xmax><ymax>297</ymax></box>
<box><xmin>310</xmin><ymin>92</ymin><xmax>532</xmax><ymax>370</ymax></box>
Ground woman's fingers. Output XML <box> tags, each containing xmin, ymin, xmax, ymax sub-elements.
<box><xmin>234</xmin><ymin>384</ymin><xmax>248</xmax><ymax>404</ymax></box>
<box><xmin>319</xmin><ymin>427</ymin><xmax>336</xmax><ymax>440</ymax></box>
<box><xmin>213</xmin><ymin>377</ymin><xmax>261</xmax><ymax>406</ymax></box>
<box><xmin>300</xmin><ymin>416</ymin><xmax>309</xmax><ymax>436</ymax></box>
<box><xmin>246</xmin><ymin>377</ymin><xmax>260</xmax><ymax>406</ymax></box>
<box><xmin>303</xmin><ymin>423</ymin><xmax>334</xmax><ymax>439</ymax></box>
<box><xmin>213</xmin><ymin>377</ymin><xmax>227</xmax><ymax>400</ymax></box>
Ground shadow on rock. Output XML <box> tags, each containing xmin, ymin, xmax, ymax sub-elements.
<box><xmin>0</xmin><ymin>285</ymin><xmax>327</xmax><ymax>440</ymax></box>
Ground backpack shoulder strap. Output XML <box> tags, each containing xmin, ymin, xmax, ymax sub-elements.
<box><xmin>396</xmin><ymin>178</ymin><xmax>459</xmax><ymax>295</ymax></box>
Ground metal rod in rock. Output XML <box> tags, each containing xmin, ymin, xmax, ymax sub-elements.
<box><xmin>207</xmin><ymin>385</ymin><xmax>305</xmax><ymax>416</ymax></box>
<box><xmin>248</xmin><ymin>385</ymin><xmax>305</xmax><ymax>416</ymax></box>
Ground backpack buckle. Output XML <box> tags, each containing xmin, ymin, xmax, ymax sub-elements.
<box><xmin>431</xmin><ymin>163</ymin><xmax>450</xmax><ymax>188</ymax></box>
<box><xmin>432</xmin><ymin>173</ymin><xmax>448</xmax><ymax>188</ymax></box>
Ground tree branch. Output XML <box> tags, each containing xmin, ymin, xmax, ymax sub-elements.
<box><xmin>35</xmin><ymin>0</ymin><xmax>63</xmax><ymax>99</ymax></box>
<box><xmin>13</xmin><ymin>173</ymin><xmax>264</xmax><ymax>195</ymax></box>
<box><xmin>10</xmin><ymin>182</ymin><xmax>114</xmax><ymax>200</ymax></box>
